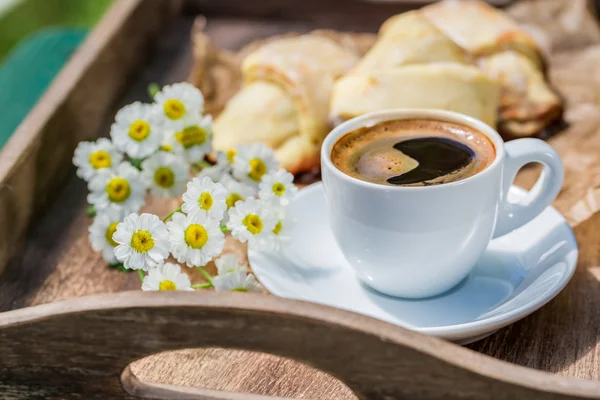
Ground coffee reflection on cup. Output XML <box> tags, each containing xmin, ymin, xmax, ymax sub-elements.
<box><xmin>321</xmin><ymin>109</ymin><xmax>564</xmax><ymax>298</ymax></box>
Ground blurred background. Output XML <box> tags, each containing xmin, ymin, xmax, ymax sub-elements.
<box><xmin>0</xmin><ymin>0</ymin><xmax>596</xmax><ymax>151</ymax></box>
<box><xmin>0</xmin><ymin>0</ymin><xmax>113</xmax><ymax>148</ymax></box>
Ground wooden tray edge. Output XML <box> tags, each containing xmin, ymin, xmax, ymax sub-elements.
<box><xmin>0</xmin><ymin>0</ymin><xmax>180</xmax><ymax>275</ymax></box>
<box><xmin>1</xmin><ymin>291</ymin><xmax>600</xmax><ymax>399</ymax></box>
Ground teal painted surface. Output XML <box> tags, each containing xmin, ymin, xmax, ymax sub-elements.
<box><xmin>0</xmin><ymin>28</ymin><xmax>87</xmax><ymax>149</ymax></box>
<box><xmin>0</xmin><ymin>0</ymin><xmax>114</xmax><ymax>62</ymax></box>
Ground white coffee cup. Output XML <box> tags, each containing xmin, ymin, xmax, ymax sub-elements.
<box><xmin>321</xmin><ymin>109</ymin><xmax>564</xmax><ymax>298</ymax></box>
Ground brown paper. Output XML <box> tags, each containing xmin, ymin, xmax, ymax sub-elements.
<box><xmin>505</xmin><ymin>0</ymin><xmax>600</xmax><ymax>226</ymax></box>
<box><xmin>189</xmin><ymin>0</ymin><xmax>600</xmax><ymax>227</ymax></box>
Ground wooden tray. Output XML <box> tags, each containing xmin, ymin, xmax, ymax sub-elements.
<box><xmin>3</xmin><ymin>0</ymin><xmax>600</xmax><ymax>398</ymax></box>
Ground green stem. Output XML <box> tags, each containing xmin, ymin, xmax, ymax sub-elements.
<box><xmin>197</xmin><ymin>266</ymin><xmax>213</xmax><ymax>284</ymax></box>
<box><xmin>192</xmin><ymin>282</ymin><xmax>212</xmax><ymax>289</ymax></box>
<box><xmin>221</xmin><ymin>225</ymin><xmax>230</xmax><ymax>233</ymax></box>
<box><xmin>86</xmin><ymin>204</ymin><xmax>96</xmax><ymax>218</ymax></box>
<box><xmin>137</xmin><ymin>269</ymin><xmax>145</xmax><ymax>282</ymax></box>
<box><xmin>148</xmin><ymin>82</ymin><xmax>160</xmax><ymax>99</ymax></box>
<box><xmin>191</xmin><ymin>163</ymin><xmax>202</xmax><ymax>173</ymax></box>
<box><xmin>198</xmin><ymin>159</ymin><xmax>213</xmax><ymax>168</ymax></box>
<box><xmin>109</xmin><ymin>263</ymin><xmax>132</xmax><ymax>273</ymax></box>
<box><xmin>163</xmin><ymin>207</ymin><xmax>182</xmax><ymax>222</ymax></box>
<box><xmin>130</xmin><ymin>158</ymin><xmax>143</xmax><ymax>170</ymax></box>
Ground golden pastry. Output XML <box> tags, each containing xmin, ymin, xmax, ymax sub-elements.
<box><xmin>477</xmin><ymin>50</ymin><xmax>561</xmax><ymax>137</ymax></box>
<box><xmin>331</xmin><ymin>0</ymin><xmax>561</xmax><ymax>138</ymax></box>
<box><xmin>331</xmin><ymin>63</ymin><xmax>499</xmax><ymax>127</ymax></box>
<box><xmin>422</xmin><ymin>0</ymin><xmax>561</xmax><ymax>137</ymax></box>
<box><xmin>330</xmin><ymin>9</ymin><xmax>499</xmax><ymax>128</ymax></box>
<box><xmin>213</xmin><ymin>34</ymin><xmax>359</xmax><ymax>174</ymax></box>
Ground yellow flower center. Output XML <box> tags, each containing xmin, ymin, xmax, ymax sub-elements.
<box><xmin>226</xmin><ymin>193</ymin><xmax>244</xmax><ymax>209</ymax></box>
<box><xmin>273</xmin><ymin>220</ymin><xmax>282</xmax><ymax>235</ymax></box>
<box><xmin>89</xmin><ymin>150</ymin><xmax>111</xmax><ymax>169</ymax></box>
<box><xmin>184</xmin><ymin>224</ymin><xmax>208</xmax><ymax>249</ymax></box>
<box><xmin>153</xmin><ymin>167</ymin><xmax>175</xmax><ymax>188</ymax></box>
<box><xmin>130</xmin><ymin>230</ymin><xmax>154</xmax><ymax>253</ymax></box>
<box><xmin>106</xmin><ymin>177</ymin><xmax>131</xmax><ymax>203</ymax></box>
<box><xmin>272</xmin><ymin>182</ymin><xmax>286</xmax><ymax>196</ymax></box>
<box><xmin>159</xmin><ymin>280</ymin><xmax>177</xmax><ymax>291</ymax></box>
<box><xmin>248</xmin><ymin>158</ymin><xmax>267</xmax><ymax>182</ymax></box>
<box><xmin>164</xmin><ymin>99</ymin><xmax>186</xmax><ymax>120</ymax></box>
<box><xmin>226</xmin><ymin>149</ymin><xmax>237</xmax><ymax>164</ymax></box>
<box><xmin>198</xmin><ymin>192</ymin><xmax>213</xmax><ymax>210</ymax></box>
<box><xmin>105</xmin><ymin>222</ymin><xmax>119</xmax><ymax>246</ymax></box>
<box><xmin>160</xmin><ymin>144</ymin><xmax>172</xmax><ymax>152</ymax></box>
<box><xmin>175</xmin><ymin>125</ymin><xmax>207</xmax><ymax>149</ymax></box>
<box><xmin>243</xmin><ymin>214</ymin><xmax>263</xmax><ymax>235</ymax></box>
<box><xmin>129</xmin><ymin>120</ymin><xmax>150</xmax><ymax>142</ymax></box>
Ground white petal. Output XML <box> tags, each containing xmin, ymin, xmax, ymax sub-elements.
<box><xmin>244</xmin><ymin>274</ymin><xmax>262</xmax><ymax>292</ymax></box>
<box><xmin>114</xmin><ymin>245</ymin><xmax>131</xmax><ymax>261</ymax></box>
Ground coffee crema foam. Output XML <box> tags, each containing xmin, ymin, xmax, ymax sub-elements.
<box><xmin>331</xmin><ymin>119</ymin><xmax>496</xmax><ymax>187</ymax></box>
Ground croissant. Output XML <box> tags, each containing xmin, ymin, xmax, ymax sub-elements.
<box><xmin>330</xmin><ymin>10</ymin><xmax>499</xmax><ymax>128</ymax></box>
<box><xmin>422</xmin><ymin>0</ymin><xmax>561</xmax><ymax>137</ymax></box>
<box><xmin>212</xmin><ymin>34</ymin><xmax>359</xmax><ymax>174</ymax></box>
<box><xmin>330</xmin><ymin>0</ymin><xmax>561</xmax><ymax>138</ymax></box>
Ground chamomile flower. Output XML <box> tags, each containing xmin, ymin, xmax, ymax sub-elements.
<box><xmin>110</xmin><ymin>102</ymin><xmax>162</xmax><ymax>159</ymax></box>
<box><xmin>258</xmin><ymin>169</ymin><xmax>298</xmax><ymax>206</ymax></box>
<box><xmin>217</xmin><ymin>149</ymin><xmax>238</xmax><ymax>167</ymax></box>
<box><xmin>196</xmin><ymin>162</ymin><xmax>230</xmax><ymax>183</ymax></box>
<box><xmin>167</xmin><ymin>212</ymin><xmax>225</xmax><ymax>267</ymax></box>
<box><xmin>113</xmin><ymin>213</ymin><xmax>170</xmax><ymax>271</ymax></box>
<box><xmin>141</xmin><ymin>262</ymin><xmax>193</xmax><ymax>291</ymax></box>
<box><xmin>88</xmin><ymin>208</ymin><xmax>125</xmax><ymax>264</ymax></box>
<box><xmin>181</xmin><ymin>176</ymin><xmax>227</xmax><ymax>220</ymax></box>
<box><xmin>257</xmin><ymin>204</ymin><xmax>293</xmax><ymax>252</ymax></box>
<box><xmin>158</xmin><ymin>139</ymin><xmax>174</xmax><ymax>153</ymax></box>
<box><xmin>214</xmin><ymin>254</ymin><xmax>247</xmax><ymax>275</ymax></box>
<box><xmin>73</xmin><ymin>138</ymin><xmax>123</xmax><ymax>181</ymax></box>
<box><xmin>154</xmin><ymin>82</ymin><xmax>204</xmax><ymax>125</ymax></box>
<box><xmin>88</xmin><ymin>162</ymin><xmax>145</xmax><ymax>214</ymax></box>
<box><xmin>232</xmin><ymin>143</ymin><xmax>279</xmax><ymax>184</ymax></box>
<box><xmin>198</xmin><ymin>149</ymin><xmax>237</xmax><ymax>184</ymax></box>
<box><xmin>140</xmin><ymin>152</ymin><xmax>188</xmax><ymax>198</ymax></box>
<box><xmin>213</xmin><ymin>270</ymin><xmax>262</xmax><ymax>293</ymax></box>
<box><xmin>221</xmin><ymin>175</ymin><xmax>256</xmax><ymax>210</ymax></box>
<box><xmin>165</xmin><ymin>114</ymin><xmax>213</xmax><ymax>163</ymax></box>
<box><xmin>226</xmin><ymin>198</ymin><xmax>277</xmax><ymax>249</ymax></box>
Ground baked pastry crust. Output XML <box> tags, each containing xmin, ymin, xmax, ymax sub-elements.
<box><xmin>331</xmin><ymin>63</ymin><xmax>499</xmax><ymax>128</ymax></box>
<box><xmin>330</xmin><ymin>10</ymin><xmax>499</xmax><ymax>128</ymax></box>
<box><xmin>422</xmin><ymin>0</ymin><xmax>561</xmax><ymax>137</ymax></box>
<box><xmin>330</xmin><ymin>0</ymin><xmax>561</xmax><ymax>138</ymax></box>
<box><xmin>213</xmin><ymin>34</ymin><xmax>359</xmax><ymax>174</ymax></box>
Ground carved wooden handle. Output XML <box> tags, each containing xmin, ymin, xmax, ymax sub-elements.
<box><xmin>0</xmin><ymin>291</ymin><xmax>598</xmax><ymax>399</ymax></box>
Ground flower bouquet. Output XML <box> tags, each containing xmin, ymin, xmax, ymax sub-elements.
<box><xmin>73</xmin><ymin>83</ymin><xmax>297</xmax><ymax>292</ymax></box>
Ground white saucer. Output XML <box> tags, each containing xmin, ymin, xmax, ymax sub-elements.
<box><xmin>249</xmin><ymin>182</ymin><xmax>578</xmax><ymax>344</ymax></box>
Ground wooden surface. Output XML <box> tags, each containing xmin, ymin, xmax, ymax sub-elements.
<box><xmin>3</xmin><ymin>292</ymin><xmax>600</xmax><ymax>400</ymax></box>
<box><xmin>0</xmin><ymin>0</ymin><xmax>179</xmax><ymax>275</ymax></box>
<box><xmin>184</xmin><ymin>0</ymin><xmax>516</xmax><ymax>29</ymax></box>
<box><xmin>3</xmin><ymin>0</ymin><xmax>600</xmax><ymax>398</ymax></box>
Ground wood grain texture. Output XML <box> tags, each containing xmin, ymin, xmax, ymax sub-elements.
<box><xmin>0</xmin><ymin>0</ymin><xmax>180</xmax><ymax>275</ymax></box>
<box><xmin>183</xmin><ymin>0</ymin><xmax>515</xmax><ymax>31</ymax></box>
<box><xmin>465</xmin><ymin>0</ymin><xmax>600</xmax><ymax>378</ymax></box>
<box><xmin>4</xmin><ymin>1</ymin><xmax>600</xmax><ymax>398</ymax></box>
<box><xmin>2</xmin><ymin>291</ymin><xmax>600</xmax><ymax>399</ymax></box>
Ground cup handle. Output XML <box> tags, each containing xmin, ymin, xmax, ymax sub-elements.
<box><xmin>493</xmin><ymin>138</ymin><xmax>564</xmax><ymax>238</ymax></box>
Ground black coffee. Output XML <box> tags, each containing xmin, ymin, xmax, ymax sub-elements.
<box><xmin>330</xmin><ymin>119</ymin><xmax>495</xmax><ymax>187</ymax></box>
<box><xmin>387</xmin><ymin>137</ymin><xmax>474</xmax><ymax>185</ymax></box>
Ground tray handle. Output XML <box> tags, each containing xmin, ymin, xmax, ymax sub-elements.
<box><xmin>0</xmin><ymin>291</ymin><xmax>598</xmax><ymax>399</ymax></box>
